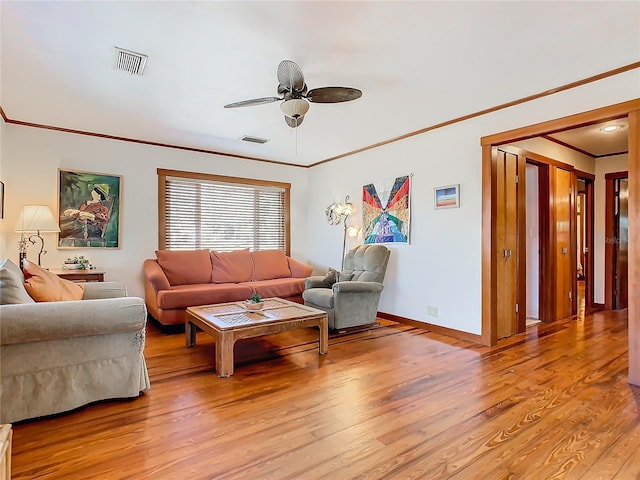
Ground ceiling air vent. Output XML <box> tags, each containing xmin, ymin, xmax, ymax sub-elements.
<box><xmin>114</xmin><ymin>47</ymin><xmax>147</xmax><ymax>75</ymax></box>
<box><xmin>241</xmin><ymin>135</ymin><xmax>269</xmax><ymax>144</ymax></box>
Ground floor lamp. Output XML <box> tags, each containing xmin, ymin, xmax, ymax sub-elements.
<box><xmin>327</xmin><ymin>196</ymin><xmax>359</xmax><ymax>269</ymax></box>
<box><xmin>15</xmin><ymin>205</ymin><xmax>60</xmax><ymax>267</ymax></box>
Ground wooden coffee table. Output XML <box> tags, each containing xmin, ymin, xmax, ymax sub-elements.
<box><xmin>185</xmin><ymin>298</ymin><xmax>328</xmax><ymax>377</ymax></box>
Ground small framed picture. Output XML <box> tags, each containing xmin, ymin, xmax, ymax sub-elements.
<box><xmin>434</xmin><ymin>184</ymin><xmax>460</xmax><ymax>209</ymax></box>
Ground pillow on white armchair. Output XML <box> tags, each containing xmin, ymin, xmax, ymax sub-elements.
<box><xmin>0</xmin><ymin>258</ymin><xmax>35</xmax><ymax>305</ymax></box>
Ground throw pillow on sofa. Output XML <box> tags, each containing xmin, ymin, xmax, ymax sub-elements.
<box><xmin>211</xmin><ymin>249</ymin><xmax>254</xmax><ymax>283</ymax></box>
<box><xmin>23</xmin><ymin>260</ymin><xmax>85</xmax><ymax>302</ymax></box>
<box><xmin>156</xmin><ymin>249</ymin><xmax>212</xmax><ymax>285</ymax></box>
<box><xmin>251</xmin><ymin>250</ymin><xmax>291</xmax><ymax>281</ymax></box>
<box><xmin>0</xmin><ymin>258</ymin><xmax>35</xmax><ymax>305</ymax></box>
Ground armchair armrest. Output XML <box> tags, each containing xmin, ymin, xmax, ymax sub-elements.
<box><xmin>305</xmin><ymin>276</ymin><xmax>328</xmax><ymax>289</ymax></box>
<box><xmin>333</xmin><ymin>281</ymin><xmax>384</xmax><ymax>294</ymax></box>
<box><xmin>82</xmin><ymin>281</ymin><xmax>128</xmax><ymax>300</ymax></box>
<box><xmin>0</xmin><ymin>297</ymin><xmax>147</xmax><ymax>346</ymax></box>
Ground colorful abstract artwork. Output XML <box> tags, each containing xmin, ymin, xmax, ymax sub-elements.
<box><xmin>362</xmin><ymin>175</ymin><xmax>410</xmax><ymax>244</ymax></box>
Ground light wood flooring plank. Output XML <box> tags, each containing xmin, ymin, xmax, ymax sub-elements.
<box><xmin>9</xmin><ymin>312</ymin><xmax>640</xmax><ymax>479</ymax></box>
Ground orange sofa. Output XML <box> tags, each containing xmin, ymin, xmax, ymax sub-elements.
<box><xmin>143</xmin><ymin>249</ymin><xmax>313</xmax><ymax>326</ymax></box>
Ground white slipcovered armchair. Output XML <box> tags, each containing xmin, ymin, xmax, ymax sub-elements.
<box><xmin>0</xmin><ymin>259</ymin><xmax>149</xmax><ymax>423</ymax></box>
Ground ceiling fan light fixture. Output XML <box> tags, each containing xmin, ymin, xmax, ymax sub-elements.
<box><xmin>225</xmin><ymin>60</ymin><xmax>362</xmax><ymax>128</ymax></box>
<box><xmin>284</xmin><ymin>115</ymin><xmax>304</xmax><ymax>128</ymax></box>
<box><xmin>280</xmin><ymin>99</ymin><xmax>309</xmax><ymax>119</ymax></box>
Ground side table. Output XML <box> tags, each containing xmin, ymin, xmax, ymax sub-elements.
<box><xmin>49</xmin><ymin>269</ymin><xmax>105</xmax><ymax>282</ymax></box>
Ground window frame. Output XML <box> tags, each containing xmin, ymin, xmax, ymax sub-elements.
<box><xmin>157</xmin><ymin>168</ymin><xmax>291</xmax><ymax>254</ymax></box>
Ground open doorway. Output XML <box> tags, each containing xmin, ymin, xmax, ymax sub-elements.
<box><xmin>576</xmin><ymin>174</ymin><xmax>595</xmax><ymax>311</ymax></box>
<box><xmin>525</xmin><ymin>163</ymin><xmax>541</xmax><ymax>326</ymax></box>
<box><xmin>615</xmin><ymin>178</ymin><xmax>629</xmax><ymax>309</ymax></box>
<box><xmin>481</xmin><ymin>99</ymin><xmax>639</xmax><ymax>348</ymax></box>
<box><xmin>605</xmin><ymin>172</ymin><xmax>629</xmax><ymax>309</ymax></box>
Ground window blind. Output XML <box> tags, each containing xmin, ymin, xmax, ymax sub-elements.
<box><xmin>161</xmin><ymin>173</ymin><xmax>288</xmax><ymax>252</ymax></box>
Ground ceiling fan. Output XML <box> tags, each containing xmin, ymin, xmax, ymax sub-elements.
<box><xmin>224</xmin><ymin>60</ymin><xmax>362</xmax><ymax>128</ymax></box>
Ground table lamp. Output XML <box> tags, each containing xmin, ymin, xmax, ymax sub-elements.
<box><xmin>15</xmin><ymin>205</ymin><xmax>60</xmax><ymax>267</ymax></box>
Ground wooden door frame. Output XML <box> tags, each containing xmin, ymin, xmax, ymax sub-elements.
<box><xmin>575</xmin><ymin>171</ymin><xmax>596</xmax><ymax>310</ymax></box>
<box><xmin>605</xmin><ymin>171</ymin><xmax>629</xmax><ymax>309</ymax></box>
<box><xmin>481</xmin><ymin>100</ymin><xmax>640</xmax><ymax>388</ymax></box>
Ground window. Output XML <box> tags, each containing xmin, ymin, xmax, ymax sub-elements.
<box><xmin>158</xmin><ymin>169</ymin><xmax>290</xmax><ymax>253</ymax></box>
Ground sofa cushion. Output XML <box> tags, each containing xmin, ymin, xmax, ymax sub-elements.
<box><xmin>210</xmin><ymin>249</ymin><xmax>253</xmax><ymax>283</ymax></box>
<box><xmin>251</xmin><ymin>250</ymin><xmax>291</xmax><ymax>281</ymax></box>
<box><xmin>157</xmin><ymin>283</ymin><xmax>253</xmax><ymax>310</ymax></box>
<box><xmin>156</xmin><ymin>250</ymin><xmax>212</xmax><ymax>286</ymax></box>
<box><xmin>240</xmin><ymin>278</ymin><xmax>305</xmax><ymax>300</ymax></box>
<box><xmin>0</xmin><ymin>259</ymin><xmax>35</xmax><ymax>305</ymax></box>
<box><xmin>22</xmin><ymin>260</ymin><xmax>85</xmax><ymax>302</ymax></box>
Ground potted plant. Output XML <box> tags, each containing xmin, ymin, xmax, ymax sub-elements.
<box><xmin>244</xmin><ymin>293</ymin><xmax>264</xmax><ymax>311</ymax></box>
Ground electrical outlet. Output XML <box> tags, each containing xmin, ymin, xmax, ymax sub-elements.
<box><xmin>427</xmin><ymin>305</ymin><xmax>439</xmax><ymax>317</ymax></box>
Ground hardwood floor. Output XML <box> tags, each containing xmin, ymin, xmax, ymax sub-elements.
<box><xmin>10</xmin><ymin>309</ymin><xmax>640</xmax><ymax>479</ymax></box>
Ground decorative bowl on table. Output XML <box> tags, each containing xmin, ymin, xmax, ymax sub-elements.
<box><xmin>243</xmin><ymin>301</ymin><xmax>265</xmax><ymax>311</ymax></box>
<box><xmin>244</xmin><ymin>293</ymin><xmax>265</xmax><ymax>311</ymax></box>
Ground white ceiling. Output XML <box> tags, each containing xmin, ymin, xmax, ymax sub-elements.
<box><xmin>547</xmin><ymin>119</ymin><xmax>629</xmax><ymax>158</ymax></box>
<box><xmin>1</xmin><ymin>1</ymin><xmax>639</xmax><ymax>167</ymax></box>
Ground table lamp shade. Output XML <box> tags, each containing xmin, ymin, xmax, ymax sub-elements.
<box><xmin>15</xmin><ymin>205</ymin><xmax>60</xmax><ymax>233</ymax></box>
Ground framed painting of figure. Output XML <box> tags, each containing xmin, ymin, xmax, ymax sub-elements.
<box><xmin>58</xmin><ymin>169</ymin><xmax>122</xmax><ymax>248</ymax></box>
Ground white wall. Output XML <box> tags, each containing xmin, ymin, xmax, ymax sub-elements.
<box><xmin>0</xmin><ymin>126</ymin><xmax>309</xmax><ymax>298</ymax></box>
<box><xmin>511</xmin><ymin>137</ymin><xmax>596</xmax><ymax>174</ymax></box>
<box><xmin>2</xmin><ymin>69</ymin><xmax>638</xmax><ymax>335</ymax></box>
<box><xmin>305</xmin><ymin>69</ymin><xmax>639</xmax><ymax>335</ymax></box>
<box><xmin>594</xmin><ymin>154</ymin><xmax>629</xmax><ymax>303</ymax></box>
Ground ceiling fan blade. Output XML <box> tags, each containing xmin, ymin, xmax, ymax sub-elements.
<box><xmin>224</xmin><ymin>96</ymin><xmax>282</xmax><ymax>108</ymax></box>
<box><xmin>306</xmin><ymin>87</ymin><xmax>362</xmax><ymax>103</ymax></box>
<box><xmin>284</xmin><ymin>115</ymin><xmax>304</xmax><ymax>128</ymax></box>
<box><xmin>277</xmin><ymin>60</ymin><xmax>305</xmax><ymax>92</ymax></box>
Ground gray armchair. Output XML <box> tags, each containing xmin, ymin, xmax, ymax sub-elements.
<box><xmin>303</xmin><ymin>244</ymin><xmax>390</xmax><ymax>331</ymax></box>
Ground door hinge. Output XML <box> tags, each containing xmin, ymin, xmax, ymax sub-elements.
<box><xmin>569</xmin><ymin>290</ymin><xmax>572</xmax><ymax>300</ymax></box>
<box><xmin>515</xmin><ymin>303</ymin><xmax>519</xmax><ymax>313</ymax></box>
<box><xmin>515</xmin><ymin>174</ymin><xmax>519</xmax><ymax>184</ymax></box>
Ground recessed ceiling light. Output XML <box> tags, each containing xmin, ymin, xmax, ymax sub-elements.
<box><xmin>601</xmin><ymin>125</ymin><xmax>620</xmax><ymax>133</ymax></box>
